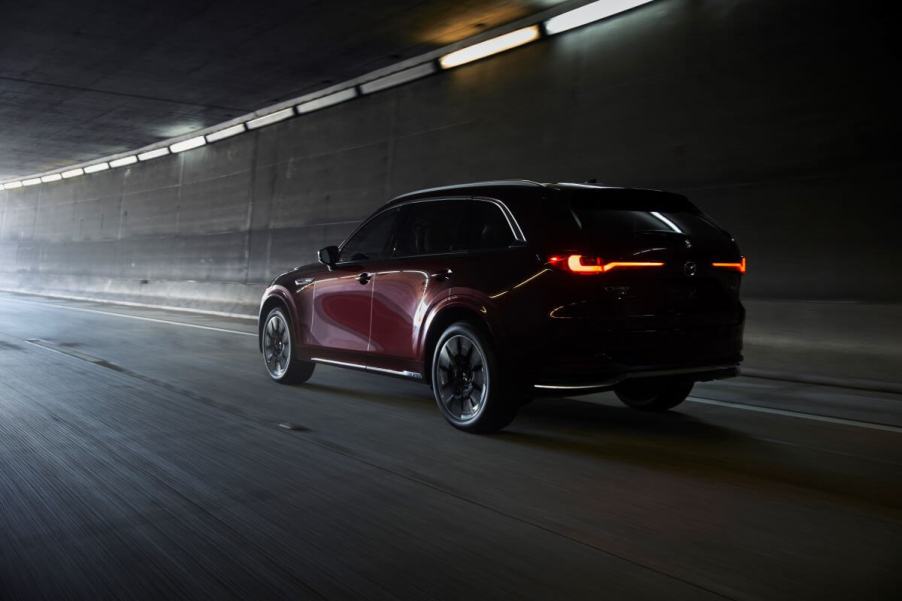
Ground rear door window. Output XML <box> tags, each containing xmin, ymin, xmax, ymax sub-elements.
<box><xmin>468</xmin><ymin>200</ymin><xmax>515</xmax><ymax>250</ymax></box>
<box><xmin>396</xmin><ymin>199</ymin><xmax>470</xmax><ymax>256</ymax></box>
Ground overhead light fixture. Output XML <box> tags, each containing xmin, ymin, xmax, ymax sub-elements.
<box><xmin>297</xmin><ymin>88</ymin><xmax>358</xmax><ymax>113</ymax></box>
<box><xmin>439</xmin><ymin>25</ymin><xmax>541</xmax><ymax>69</ymax></box>
<box><xmin>84</xmin><ymin>163</ymin><xmax>110</xmax><ymax>174</ymax></box>
<box><xmin>544</xmin><ymin>0</ymin><xmax>654</xmax><ymax>35</ymax></box>
<box><xmin>137</xmin><ymin>147</ymin><xmax>170</xmax><ymax>161</ymax></box>
<box><xmin>3</xmin><ymin>181</ymin><xmax>23</xmax><ymax>189</ymax></box>
<box><xmin>62</xmin><ymin>168</ymin><xmax>85</xmax><ymax>178</ymax></box>
<box><xmin>169</xmin><ymin>136</ymin><xmax>206</xmax><ymax>153</ymax></box>
<box><xmin>109</xmin><ymin>155</ymin><xmax>137</xmax><ymax>168</ymax></box>
<box><xmin>23</xmin><ymin>178</ymin><xmax>42</xmax><ymax>186</ymax></box>
<box><xmin>205</xmin><ymin>124</ymin><xmax>246</xmax><ymax>143</ymax></box>
<box><xmin>359</xmin><ymin>63</ymin><xmax>436</xmax><ymax>94</ymax></box>
<box><xmin>246</xmin><ymin>108</ymin><xmax>294</xmax><ymax>130</ymax></box>
<box><xmin>41</xmin><ymin>174</ymin><xmax>63</xmax><ymax>183</ymax></box>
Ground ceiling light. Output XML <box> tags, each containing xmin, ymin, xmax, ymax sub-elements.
<box><xmin>205</xmin><ymin>124</ymin><xmax>246</xmax><ymax>143</ymax></box>
<box><xmin>297</xmin><ymin>88</ymin><xmax>358</xmax><ymax>113</ymax></box>
<box><xmin>41</xmin><ymin>174</ymin><xmax>63</xmax><ymax>183</ymax></box>
<box><xmin>169</xmin><ymin>136</ymin><xmax>206</xmax><ymax>153</ymax></box>
<box><xmin>138</xmin><ymin>148</ymin><xmax>170</xmax><ymax>161</ymax></box>
<box><xmin>3</xmin><ymin>181</ymin><xmax>23</xmax><ymax>189</ymax></box>
<box><xmin>246</xmin><ymin>108</ymin><xmax>295</xmax><ymax>130</ymax></box>
<box><xmin>544</xmin><ymin>0</ymin><xmax>654</xmax><ymax>35</ymax></box>
<box><xmin>23</xmin><ymin>178</ymin><xmax>42</xmax><ymax>186</ymax></box>
<box><xmin>84</xmin><ymin>163</ymin><xmax>110</xmax><ymax>173</ymax></box>
<box><xmin>439</xmin><ymin>25</ymin><xmax>541</xmax><ymax>69</ymax></box>
<box><xmin>359</xmin><ymin>63</ymin><xmax>436</xmax><ymax>94</ymax></box>
<box><xmin>109</xmin><ymin>155</ymin><xmax>137</xmax><ymax>168</ymax></box>
<box><xmin>62</xmin><ymin>168</ymin><xmax>84</xmax><ymax>178</ymax></box>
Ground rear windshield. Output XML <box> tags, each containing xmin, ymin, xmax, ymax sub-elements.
<box><xmin>543</xmin><ymin>188</ymin><xmax>721</xmax><ymax>243</ymax></box>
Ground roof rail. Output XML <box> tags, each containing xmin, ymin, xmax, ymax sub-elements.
<box><xmin>392</xmin><ymin>179</ymin><xmax>545</xmax><ymax>201</ymax></box>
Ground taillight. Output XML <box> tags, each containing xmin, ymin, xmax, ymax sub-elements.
<box><xmin>712</xmin><ymin>256</ymin><xmax>747</xmax><ymax>274</ymax></box>
<box><xmin>547</xmin><ymin>254</ymin><xmax>665</xmax><ymax>275</ymax></box>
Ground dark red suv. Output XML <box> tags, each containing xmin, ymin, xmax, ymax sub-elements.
<box><xmin>259</xmin><ymin>180</ymin><xmax>745</xmax><ymax>432</ymax></box>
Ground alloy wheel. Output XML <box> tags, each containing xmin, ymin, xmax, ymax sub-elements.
<box><xmin>436</xmin><ymin>334</ymin><xmax>488</xmax><ymax>421</ymax></box>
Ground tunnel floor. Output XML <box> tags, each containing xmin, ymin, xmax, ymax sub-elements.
<box><xmin>0</xmin><ymin>292</ymin><xmax>899</xmax><ymax>600</ymax></box>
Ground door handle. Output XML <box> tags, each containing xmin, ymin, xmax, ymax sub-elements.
<box><xmin>357</xmin><ymin>272</ymin><xmax>373</xmax><ymax>285</ymax></box>
<box><xmin>430</xmin><ymin>268</ymin><xmax>453</xmax><ymax>282</ymax></box>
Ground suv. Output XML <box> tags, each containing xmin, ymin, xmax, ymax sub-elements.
<box><xmin>259</xmin><ymin>180</ymin><xmax>744</xmax><ymax>432</ymax></box>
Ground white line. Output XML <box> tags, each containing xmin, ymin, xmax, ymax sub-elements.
<box><xmin>0</xmin><ymin>296</ymin><xmax>256</xmax><ymax>337</ymax></box>
<box><xmin>687</xmin><ymin>396</ymin><xmax>902</xmax><ymax>434</ymax></box>
<box><xmin>0</xmin><ymin>288</ymin><xmax>257</xmax><ymax>320</ymax></box>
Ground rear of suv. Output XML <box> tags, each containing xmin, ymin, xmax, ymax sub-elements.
<box><xmin>259</xmin><ymin>180</ymin><xmax>744</xmax><ymax>432</ymax></box>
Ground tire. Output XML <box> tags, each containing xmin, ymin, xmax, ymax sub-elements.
<box><xmin>615</xmin><ymin>378</ymin><xmax>693</xmax><ymax>411</ymax></box>
<box><xmin>262</xmin><ymin>307</ymin><xmax>315</xmax><ymax>384</ymax></box>
<box><xmin>430</xmin><ymin>322</ymin><xmax>518</xmax><ymax>433</ymax></box>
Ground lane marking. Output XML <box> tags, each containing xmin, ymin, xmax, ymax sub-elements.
<box><xmin>0</xmin><ymin>296</ymin><xmax>256</xmax><ymax>337</ymax></box>
<box><xmin>687</xmin><ymin>396</ymin><xmax>902</xmax><ymax>434</ymax></box>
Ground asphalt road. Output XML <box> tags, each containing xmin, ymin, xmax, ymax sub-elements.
<box><xmin>0</xmin><ymin>292</ymin><xmax>900</xmax><ymax>601</ymax></box>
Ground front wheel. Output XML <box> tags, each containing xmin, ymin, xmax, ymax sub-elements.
<box><xmin>615</xmin><ymin>378</ymin><xmax>693</xmax><ymax>411</ymax></box>
<box><xmin>262</xmin><ymin>307</ymin><xmax>315</xmax><ymax>384</ymax></box>
<box><xmin>431</xmin><ymin>322</ymin><xmax>517</xmax><ymax>433</ymax></box>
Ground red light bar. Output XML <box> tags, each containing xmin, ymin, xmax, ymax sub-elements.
<box><xmin>548</xmin><ymin>254</ymin><xmax>665</xmax><ymax>275</ymax></box>
<box><xmin>712</xmin><ymin>256</ymin><xmax>746</xmax><ymax>273</ymax></box>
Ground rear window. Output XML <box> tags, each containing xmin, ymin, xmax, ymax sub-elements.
<box><xmin>544</xmin><ymin>188</ymin><xmax>720</xmax><ymax>243</ymax></box>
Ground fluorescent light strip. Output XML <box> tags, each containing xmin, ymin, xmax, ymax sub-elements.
<box><xmin>23</xmin><ymin>178</ymin><xmax>42</xmax><ymax>186</ymax></box>
<box><xmin>359</xmin><ymin>63</ymin><xmax>436</xmax><ymax>94</ymax></box>
<box><xmin>169</xmin><ymin>136</ymin><xmax>206</xmax><ymax>153</ymax></box>
<box><xmin>544</xmin><ymin>0</ymin><xmax>654</xmax><ymax>35</ymax></box>
<box><xmin>296</xmin><ymin>88</ymin><xmax>358</xmax><ymax>113</ymax></box>
<box><xmin>439</xmin><ymin>25</ymin><xmax>541</xmax><ymax>69</ymax></box>
<box><xmin>84</xmin><ymin>163</ymin><xmax>109</xmax><ymax>173</ymax></box>
<box><xmin>3</xmin><ymin>181</ymin><xmax>23</xmax><ymax>189</ymax></box>
<box><xmin>205</xmin><ymin>123</ymin><xmax>246</xmax><ymax>143</ymax></box>
<box><xmin>62</xmin><ymin>168</ymin><xmax>84</xmax><ymax>178</ymax></box>
<box><xmin>138</xmin><ymin>147</ymin><xmax>170</xmax><ymax>161</ymax></box>
<box><xmin>246</xmin><ymin>108</ymin><xmax>294</xmax><ymax>130</ymax></box>
<box><xmin>41</xmin><ymin>174</ymin><xmax>63</xmax><ymax>183</ymax></box>
<box><xmin>109</xmin><ymin>155</ymin><xmax>137</xmax><ymax>168</ymax></box>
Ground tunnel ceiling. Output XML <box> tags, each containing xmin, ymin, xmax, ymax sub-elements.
<box><xmin>0</xmin><ymin>0</ymin><xmax>565</xmax><ymax>180</ymax></box>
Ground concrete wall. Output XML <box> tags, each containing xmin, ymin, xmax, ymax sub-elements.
<box><xmin>1</xmin><ymin>0</ymin><xmax>900</xmax><ymax>384</ymax></box>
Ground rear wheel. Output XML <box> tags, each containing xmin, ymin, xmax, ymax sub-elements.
<box><xmin>431</xmin><ymin>322</ymin><xmax>517</xmax><ymax>433</ymax></box>
<box><xmin>615</xmin><ymin>378</ymin><xmax>693</xmax><ymax>411</ymax></box>
<box><xmin>262</xmin><ymin>307</ymin><xmax>315</xmax><ymax>384</ymax></box>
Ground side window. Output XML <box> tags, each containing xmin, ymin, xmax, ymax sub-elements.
<box><xmin>396</xmin><ymin>199</ymin><xmax>470</xmax><ymax>256</ymax></box>
<box><xmin>468</xmin><ymin>200</ymin><xmax>515</xmax><ymax>250</ymax></box>
<box><xmin>339</xmin><ymin>208</ymin><xmax>399</xmax><ymax>262</ymax></box>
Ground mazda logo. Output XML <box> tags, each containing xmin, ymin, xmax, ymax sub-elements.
<box><xmin>683</xmin><ymin>261</ymin><xmax>697</xmax><ymax>277</ymax></box>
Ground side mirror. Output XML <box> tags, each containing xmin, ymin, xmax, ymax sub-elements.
<box><xmin>318</xmin><ymin>245</ymin><xmax>339</xmax><ymax>267</ymax></box>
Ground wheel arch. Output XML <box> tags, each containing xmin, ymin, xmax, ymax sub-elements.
<box><xmin>258</xmin><ymin>289</ymin><xmax>293</xmax><ymax>351</ymax></box>
<box><xmin>420</xmin><ymin>300</ymin><xmax>498</xmax><ymax>385</ymax></box>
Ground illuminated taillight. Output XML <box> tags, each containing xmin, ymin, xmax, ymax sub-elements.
<box><xmin>712</xmin><ymin>256</ymin><xmax>746</xmax><ymax>274</ymax></box>
<box><xmin>547</xmin><ymin>254</ymin><xmax>665</xmax><ymax>275</ymax></box>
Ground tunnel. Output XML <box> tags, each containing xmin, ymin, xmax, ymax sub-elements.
<box><xmin>1</xmin><ymin>0</ymin><xmax>900</xmax><ymax>599</ymax></box>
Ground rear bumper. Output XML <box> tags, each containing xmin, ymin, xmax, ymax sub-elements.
<box><xmin>532</xmin><ymin>363</ymin><xmax>739</xmax><ymax>395</ymax></box>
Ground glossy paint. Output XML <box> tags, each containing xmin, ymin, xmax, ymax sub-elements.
<box><xmin>260</xmin><ymin>182</ymin><xmax>745</xmax><ymax>390</ymax></box>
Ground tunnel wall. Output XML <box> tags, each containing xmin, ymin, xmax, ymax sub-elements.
<box><xmin>1</xmin><ymin>0</ymin><xmax>900</xmax><ymax>385</ymax></box>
